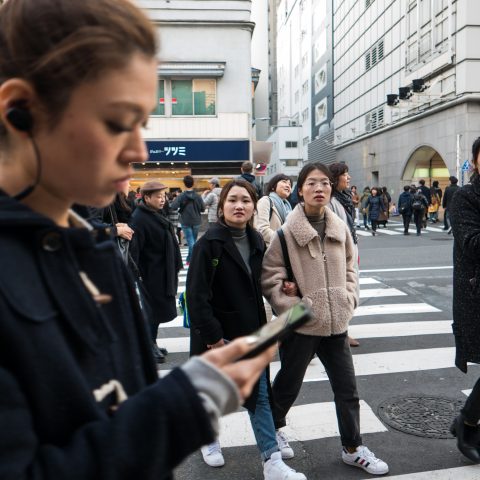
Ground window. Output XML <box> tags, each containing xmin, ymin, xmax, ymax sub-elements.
<box><xmin>302</xmin><ymin>108</ymin><xmax>309</xmax><ymax>122</ymax></box>
<box><xmin>302</xmin><ymin>53</ymin><xmax>308</xmax><ymax>69</ymax></box>
<box><xmin>172</xmin><ymin>79</ymin><xmax>216</xmax><ymax>116</ymax></box>
<box><xmin>302</xmin><ymin>80</ymin><xmax>309</xmax><ymax>95</ymax></box>
<box><xmin>365</xmin><ymin>39</ymin><xmax>384</xmax><ymax>71</ymax></box>
<box><xmin>294</xmin><ymin>64</ymin><xmax>300</xmax><ymax>77</ymax></box>
<box><xmin>365</xmin><ymin>106</ymin><xmax>384</xmax><ymax>132</ymax></box>
<box><xmin>294</xmin><ymin>90</ymin><xmax>299</xmax><ymax>104</ymax></box>
<box><xmin>153</xmin><ymin>80</ymin><xmax>165</xmax><ymax>115</ymax></box>
<box><xmin>285</xmin><ymin>141</ymin><xmax>298</xmax><ymax>148</ymax></box>
<box><xmin>285</xmin><ymin>159</ymin><xmax>299</xmax><ymax>167</ymax></box>
<box><xmin>303</xmin><ymin>136</ymin><xmax>310</xmax><ymax>146</ymax></box>
<box><xmin>315</xmin><ymin>98</ymin><xmax>327</xmax><ymax>125</ymax></box>
<box><xmin>314</xmin><ymin>66</ymin><xmax>327</xmax><ymax>94</ymax></box>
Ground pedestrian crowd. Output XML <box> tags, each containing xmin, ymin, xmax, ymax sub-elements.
<box><xmin>0</xmin><ymin>1</ymin><xmax>477</xmax><ymax>479</ymax></box>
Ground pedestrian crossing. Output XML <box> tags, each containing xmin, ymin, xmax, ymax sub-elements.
<box><xmin>356</xmin><ymin>220</ymin><xmax>447</xmax><ymax>236</ymax></box>
<box><xmin>160</xmin><ymin>247</ymin><xmax>476</xmax><ymax>479</ymax></box>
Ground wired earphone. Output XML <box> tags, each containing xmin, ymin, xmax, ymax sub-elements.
<box><xmin>5</xmin><ymin>104</ymin><xmax>42</xmax><ymax>201</ymax></box>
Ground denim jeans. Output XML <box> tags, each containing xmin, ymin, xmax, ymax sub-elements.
<box><xmin>248</xmin><ymin>372</ymin><xmax>279</xmax><ymax>461</ymax></box>
<box><xmin>182</xmin><ymin>224</ymin><xmax>200</xmax><ymax>262</ymax></box>
<box><xmin>272</xmin><ymin>332</ymin><xmax>362</xmax><ymax>448</ymax></box>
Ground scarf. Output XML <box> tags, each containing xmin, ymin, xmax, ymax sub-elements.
<box><xmin>333</xmin><ymin>189</ymin><xmax>358</xmax><ymax>244</ymax></box>
<box><xmin>269</xmin><ymin>192</ymin><xmax>292</xmax><ymax>224</ymax></box>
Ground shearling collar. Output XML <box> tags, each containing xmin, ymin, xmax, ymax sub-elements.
<box><xmin>285</xmin><ymin>204</ymin><xmax>347</xmax><ymax>247</ymax></box>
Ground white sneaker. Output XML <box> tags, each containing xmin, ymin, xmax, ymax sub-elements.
<box><xmin>263</xmin><ymin>451</ymin><xmax>306</xmax><ymax>480</ymax></box>
<box><xmin>276</xmin><ymin>430</ymin><xmax>294</xmax><ymax>459</ymax></box>
<box><xmin>342</xmin><ymin>446</ymin><xmax>389</xmax><ymax>475</ymax></box>
<box><xmin>200</xmin><ymin>441</ymin><xmax>224</xmax><ymax>467</ymax></box>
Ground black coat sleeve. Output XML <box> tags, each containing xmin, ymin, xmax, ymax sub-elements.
<box><xmin>450</xmin><ymin>188</ymin><xmax>480</xmax><ymax>254</ymax></box>
<box><xmin>186</xmin><ymin>240</ymin><xmax>224</xmax><ymax>345</ymax></box>
<box><xmin>0</xmin><ymin>366</ymin><xmax>213</xmax><ymax>480</ymax></box>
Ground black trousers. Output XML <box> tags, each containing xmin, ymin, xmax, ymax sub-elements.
<box><xmin>272</xmin><ymin>332</ymin><xmax>362</xmax><ymax>447</ymax></box>
<box><xmin>371</xmin><ymin>219</ymin><xmax>379</xmax><ymax>232</ymax></box>
<box><xmin>401</xmin><ymin>213</ymin><xmax>411</xmax><ymax>232</ymax></box>
<box><xmin>413</xmin><ymin>210</ymin><xmax>424</xmax><ymax>233</ymax></box>
<box><xmin>463</xmin><ymin>377</ymin><xmax>480</xmax><ymax>424</ymax></box>
<box><xmin>444</xmin><ymin>209</ymin><xmax>450</xmax><ymax>230</ymax></box>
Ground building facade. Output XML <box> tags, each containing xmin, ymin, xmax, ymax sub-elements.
<box><xmin>136</xmin><ymin>0</ymin><xmax>254</xmax><ymax>190</ymax></box>
<box><xmin>333</xmin><ymin>0</ymin><xmax>480</xmax><ymax>197</ymax></box>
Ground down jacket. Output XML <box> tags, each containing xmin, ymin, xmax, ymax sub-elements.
<box><xmin>262</xmin><ymin>205</ymin><xmax>358</xmax><ymax>337</ymax></box>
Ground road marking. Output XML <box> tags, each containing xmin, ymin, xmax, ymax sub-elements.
<box><xmin>356</xmin><ymin>230</ymin><xmax>373</xmax><ymax>237</ymax></box>
<box><xmin>161</xmin><ymin>316</ymin><xmax>185</xmax><ymax>328</ymax></box>
<box><xmin>463</xmin><ymin>389</ymin><xmax>472</xmax><ymax>396</ymax></box>
<box><xmin>217</xmin><ymin>400</ymin><xmax>386</xmax><ymax>448</ymax></box>
<box><xmin>359</xmin><ymin>288</ymin><xmax>406</xmax><ymax>298</ymax></box>
<box><xmin>157</xmin><ymin>321</ymin><xmax>453</xmax><ymax>353</ymax></box>
<box><xmin>159</xmin><ymin>347</ymin><xmax>457</xmax><ymax>381</ymax></box>
<box><xmin>269</xmin><ymin>347</ymin><xmax>456</xmax><ymax>382</ymax></box>
<box><xmin>380</xmin><ymin>466</ymin><xmax>480</xmax><ymax>479</ymax></box>
<box><xmin>359</xmin><ymin>278</ymin><xmax>381</xmax><ymax>285</ymax></box>
<box><xmin>374</xmin><ymin>229</ymin><xmax>402</xmax><ymax>235</ymax></box>
<box><xmin>350</xmin><ymin>320</ymin><xmax>452</xmax><ymax>339</ymax></box>
<box><xmin>360</xmin><ymin>266</ymin><xmax>452</xmax><ymax>273</ymax></box>
<box><xmin>354</xmin><ymin>303</ymin><xmax>440</xmax><ymax>316</ymax></box>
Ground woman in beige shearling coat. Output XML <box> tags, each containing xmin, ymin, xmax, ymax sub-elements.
<box><xmin>261</xmin><ymin>162</ymin><xmax>389</xmax><ymax>476</ymax></box>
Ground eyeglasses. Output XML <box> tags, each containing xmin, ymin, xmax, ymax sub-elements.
<box><xmin>304</xmin><ymin>180</ymin><xmax>333</xmax><ymax>189</ymax></box>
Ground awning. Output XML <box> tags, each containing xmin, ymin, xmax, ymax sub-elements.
<box><xmin>158</xmin><ymin>62</ymin><xmax>226</xmax><ymax>77</ymax></box>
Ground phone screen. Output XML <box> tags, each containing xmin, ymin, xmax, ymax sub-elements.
<box><xmin>237</xmin><ymin>301</ymin><xmax>312</xmax><ymax>361</ymax></box>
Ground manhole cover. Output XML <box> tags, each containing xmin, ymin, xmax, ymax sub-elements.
<box><xmin>377</xmin><ymin>395</ymin><xmax>463</xmax><ymax>439</ymax></box>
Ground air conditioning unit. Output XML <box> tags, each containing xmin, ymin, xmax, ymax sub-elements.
<box><xmin>290</xmin><ymin>120</ymin><xmax>298</xmax><ymax>126</ymax></box>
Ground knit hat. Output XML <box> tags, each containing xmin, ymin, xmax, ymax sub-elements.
<box><xmin>140</xmin><ymin>180</ymin><xmax>167</xmax><ymax>194</ymax></box>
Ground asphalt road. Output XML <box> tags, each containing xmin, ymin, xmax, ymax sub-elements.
<box><xmin>161</xmin><ymin>219</ymin><xmax>480</xmax><ymax>480</ymax></box>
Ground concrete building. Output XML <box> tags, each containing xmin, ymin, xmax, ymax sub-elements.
<box><xmin>136</xmin><ymin>0</ymin><xmax>254</xmax><ymax>191</ymax></box>
<box><xmin>333</xmin><ymin>0</ymin><xmax>480</xmax><ymax>198</ymax></box>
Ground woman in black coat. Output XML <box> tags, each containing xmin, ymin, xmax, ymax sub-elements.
<box><xmin>130</xmin><ymin>181</ymin><xmax>183</xmax><ymax>363</ymax></box>
<box><xmin>187</xmin><ymin>180</ymin><xmax>305</xmax><ymax>479</ymax></box>
<box><xmin>365</xmin><ymin>187</ymin><xmax>386</xmax><ymax>236</ymax></box>
<box><xmin>450</xmin><ymin>137</ymin><xmax>480</xmax><ymax>463</ymax></box>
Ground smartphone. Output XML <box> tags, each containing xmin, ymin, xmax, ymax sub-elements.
<box><xmin>237</xmin><ymin>301</ymin><xmax>312</xmax><ymax>361</ymax></box>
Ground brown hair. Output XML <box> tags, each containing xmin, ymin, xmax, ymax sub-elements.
<box><xmin>266</xmin><ymin>174</ymin><xmax>292</xmax><ymax>193</ymax></box>
<box><xmin>329</xmin><ymin>162</ymin><xmax>349</xmax><ymax>192</ymax></box>
<box><xmin>0</xmin><ymin>0</ymin><xmax>157</xmax><ymax>136</ymax></box>
<box><xmin>217</xmin><ymin>179</ymin><xmax>258</xmax><ymax>227</ymax></box>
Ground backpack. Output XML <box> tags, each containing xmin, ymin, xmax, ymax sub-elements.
<box><xmin>412</xmin><ymin>195</ymin><xmax>424</xmax><ymax>211</ymax></box>
<box><xmin>178</xmin><ymin>240</ymin><xmax>223</xmax><ymax>329</ymax></box>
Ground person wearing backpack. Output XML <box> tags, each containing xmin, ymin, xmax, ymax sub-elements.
<box><xmin>255</xmin><ymin>174</ymin><xmax>293</xmax><ymax>246</ymax></box>
<box><xmin>397</xmin><ymin>185</ymin><xmax>414</xmax><ymax>235</ymax></box>
<box><xmin>411</xmin><ymin>188</ymin><xmax>429</xmax><ymax>236</ymax></box>
<box><xmin>238</xmin><ymin>160</ymin><xmax>264</xmax><ymax>199</ymax></box>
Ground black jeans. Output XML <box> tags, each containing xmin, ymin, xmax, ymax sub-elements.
<box><xmin>444</xmin><ymin>209</ymin><xmax>450</xmax><ymax>230</ymax></box>
<box><xmin>272</xmin><ymin>332</ymin><xmax>362</xmax><ymax>447</ymax></box>
<box><xmin>371</xmin><ymin>219</ymin><xmax>378</xmax><ymax>232</ymax></box>
<box><xmin>462</xmin><ymin>377</ymin><xmax>480</xmax><ymax>424</ymax></box>
<box><xmin>413</xmin><ymin>210</ymin><xmax>424</xmax><ymax>233</ymax></box>
<box><xmin>401</xmin><ymin>213</ymin><xmax>411</xmax><ymax>232</ymax></box>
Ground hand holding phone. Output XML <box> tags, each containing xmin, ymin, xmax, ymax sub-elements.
<box><xmin>237</xmin><ymin>301</ymin><xmax>312</xmax><ymax>361</ymax></box>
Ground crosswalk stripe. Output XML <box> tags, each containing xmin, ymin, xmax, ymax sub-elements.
<box><xmin>218</xmin><ymin>400</ymin><xmax>386</xmax><ymax>448</ymax></box>
<box><xmin>381</xmin><ymin>466</ymin><xmax>480</xmax><ymax>479</ymax></box>
<box><xmin>354</xmin><ymin>303</ymin><xmax>441</xmax><ymax>316</ymax></box>
<box><xmin>158</xmin><ymin>347</ymin><xmax>456</xmax><ymax>380</ymax></box>
<box><xmin>373</xmin><ymin>229</ymin><xmax>402</xmax><ymax>235</ymax></box>
<box><xmin>356</xmin><ymin>230</ymin><xmax>372</xmax><ymax>237</ymax></box>
<box><xmin>462</xmin><ymin>389</ymin><xmax>472</xmax><ymax>396</ymax></box>
<box><xmin>157</xmin><ymin>321</ymin><xmax>453</xmax><ymax>354</ymax></box>
<box><xmin>162</xmin><ymin>316</ymin><xmax>184</xmax><ymax>328</ymax></box>
<box><xmin>359</xmin><ymin>288</ymin><xmax>406</xmax><ymax>298</ymax></box>
<box><xmin>269</xmin><ymin>347</ymin><xmax>456</xmax><ymax>382</ymax></box>
<box><xmin>359</xmin><ymin>278</ymin><xmax>381</xmax><ymax>285</ymax></box>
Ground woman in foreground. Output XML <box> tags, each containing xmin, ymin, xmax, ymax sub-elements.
<box><xmin>0</xmin><ymin>1</ymin><xmax>273</xmax><ymax>478</ymax></box>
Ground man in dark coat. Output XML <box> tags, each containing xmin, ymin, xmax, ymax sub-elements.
<box><xmin>442</xmin><ymin>175</ymin><xmax>459</xmax><ymax>231</ymax></box>
<box><xmin>131</xmin><ymin>181</ymin><xmax>183</xmax><ymax>363</ymax></box>
<box><xmin>238</xmin><ymin>161</ymin><xmax>263</xmax><ymax>199</ymax></box>
<box><xmin>418</xmin><ymin>179</ymin><xmax>431</xmax><ymax>227</ymax></box>
<box><xmin>170</xmin><ymin>175</ymin><xmax>205</xmax><ymax>264</ymax></box>
<box><xmin>397</xmin><ymin>185</ymin><xmax>413</xmax><ymax>235</ymax></box>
